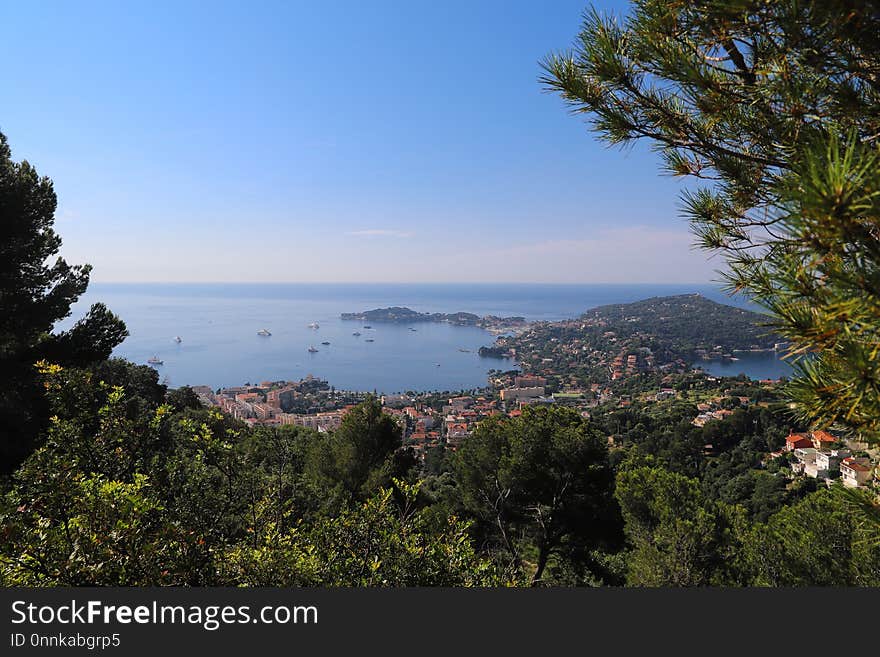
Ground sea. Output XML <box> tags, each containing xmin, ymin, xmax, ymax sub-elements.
<box><xmin>59</xmin><ymin>283</ymin><xmax>793</xmax><ymax>392</ymax></box>
<box><xmin>696</xmin><ymin>352</ymin><xmax>794</xmax><ymax>381</ymax></box>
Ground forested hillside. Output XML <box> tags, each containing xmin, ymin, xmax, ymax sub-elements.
<box><xmin>583</xmin><ymin>294</ymin><xmax>778</xmax><ymax>354</ymax></box>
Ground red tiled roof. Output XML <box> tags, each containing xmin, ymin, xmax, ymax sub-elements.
<box><xmin>786</xmin><ymin>434</ymin><xmax>813</xmax><ymax>448</ymax></box>
<box><xmin>842</xmin><ymin>458</ymin><xmax>871</xmax><ymax>472</ymax></box>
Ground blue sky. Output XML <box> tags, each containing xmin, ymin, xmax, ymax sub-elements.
<box><xmin>1</xmin><ymin>0</ymin><xmax>719</xmax><ymax>284</ymax></box>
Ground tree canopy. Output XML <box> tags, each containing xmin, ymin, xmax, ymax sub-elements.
<box><xmin>453</xmin><ymin>406</ymin><xmax>619</xmax><ymax>585</ymax></box>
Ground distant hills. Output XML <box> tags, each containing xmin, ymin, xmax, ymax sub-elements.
<box><xmin>476</xmin><ymin>293</ymin><xmax>784</xmax><ymax>385</ymax></box>
<box><xmin>580</xmin><ymin>293</ymin><xmax>780</xmax><ymax>355</ymax></box>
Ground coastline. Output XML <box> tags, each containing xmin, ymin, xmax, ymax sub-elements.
<box><xmin>61</xmin><ymin>283</ymin><xmax>765</xmax><ymax>391</ymax></box>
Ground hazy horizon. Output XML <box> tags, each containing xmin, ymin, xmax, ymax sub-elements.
<box><xmin>86</xmin><ymin>279</ymin><xmax>719</xmax><ymax>286</ymax></box>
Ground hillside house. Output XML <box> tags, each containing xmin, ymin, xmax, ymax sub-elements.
<box><xmin>840</xmin><ymin>457</ymin><xmax>873</xmax><ymax>488</ymax></box>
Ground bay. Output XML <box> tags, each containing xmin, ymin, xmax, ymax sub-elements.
<box><xmin>61</xmin><ymin>283</ymin><xmax>788</xmax><ymax>391</ymax></box>
<box><xmin>695</xmin><ymin>351</ymin><xmax>794</xmax><ymax>381</ymax></box>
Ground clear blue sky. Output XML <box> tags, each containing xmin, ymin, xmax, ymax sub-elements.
<box><xmin>1</xmin><ymin>0</ymin><xmax>718</xmax><ymax>284</ymax></box>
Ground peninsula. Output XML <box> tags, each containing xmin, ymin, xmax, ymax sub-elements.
<box><xmin>341</xmin><ymin>306</ymin><xmax>528</xmax><ymax>333</ymax></box>
<box><xmin>480</xmin><ymin>293</ymin><xmax>784</xmax><ymax>393</ymax></box>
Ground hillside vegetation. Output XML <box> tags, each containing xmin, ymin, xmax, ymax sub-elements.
<box><xmin>583</xmin><ymin>294</ymin><xmax>779</xmax><ymax>356</ymax></box>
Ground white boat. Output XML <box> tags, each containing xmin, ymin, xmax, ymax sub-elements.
<box><xmin>308</xmin><ymin>346</ymin><xmax>319</xmax><ymax>353</ymax></box>
<box><xmin>308</xmin><ymin>322</ymin><xmax>320</xmax><ymax>329</ymax></box>
<box><xmin>147</xmin><ymin>355</ymin><xmax>163</xmax><ymax>365</ymax></box>
<box><xmin>257</xmin><ymin>328</ymin><xmax>272</xmax><ymax>336</ymax></box>
<box><xmin>174</xmin><ymin>336</ymin><xmax>182</xmax><ymax>343</ymax></box>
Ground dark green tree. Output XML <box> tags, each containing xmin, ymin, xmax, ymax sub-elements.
<box><xmin>236</xmin><ymin>423</ymin><xmax>322</xmax><ymax>531</ymax></box>
<box><xmin>165</xmin><ymin>385</ymin><xmax>203</xmax><ymax>412</ymax></box>
<box><xmin>453</xmin><ymin>414</ymin><xmax>522</xmax><ymax>566</ymax></box>
<box><xmin>542</xmin><ymin>1</ymin><xmax>880</xmax><ymax>439</ymax></box>
<box><xmin>303</xmin><ymin>396</ymin><xmax>407</xmax><ymax>507</ymax></box>
<box><xmin>453</xmin><ymin>406</ymin><xmax>618</xmax><ymax>585</ymax></box>
<box><xmin>220</xmin><ymin>481</ymin><xmax>511</xmax><ymax>587</ymax></box>
<box><xmin>741</xmin><ymin>487</ymin><xmax>880</xmax><ymax>585</ymax></box>
<box><xmin>0</xmin><ymin>131</ymin><xmax>127</xmax><ymax>472</ymax></box>
<box><xmin>615</xmin><ymin>465</ymin><xmax>743</xmax><ymax>586</ymax></box>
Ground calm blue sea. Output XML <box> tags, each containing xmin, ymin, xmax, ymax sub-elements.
<box><xmin>60</xmin><ymin>283</ymin><xmax>792</xmax><ymax>392</ymax></box>
<box><xmin>696</xmin><ymin>352</ymin><xmax>794</xmax><ymax>381</ymax></box>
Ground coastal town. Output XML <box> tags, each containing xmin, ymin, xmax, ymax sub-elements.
<box><xmin>191</xmin><ymin>295</ymin><xmax>879</xmax><ymax>494</ymax></box>
<box><xmin>193</xmin><ymin>370</ymin><xmax>879</xmax><ymax>493</ymax></box>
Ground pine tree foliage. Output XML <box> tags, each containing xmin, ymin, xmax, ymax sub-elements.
<box><xmin>542</xmin><ymin>0</ymin><xmax>880</xmax><ymax>439</ymax></box>
<box><xmin>0</xmin><ymin>131</ymin><xmax>128</xmax><ymax>470</ymax></box>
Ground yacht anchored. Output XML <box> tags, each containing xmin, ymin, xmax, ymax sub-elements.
<box><xmin>308</xmin><ymin>346</ymin><xmax>319</xmax><ymax>353</ymax></box>
<box><xmin>308</xmin><ymin>322</ymin><xmax>320</xmax><ymax>329</ymax></box>
<box><xmin>257</xmin><ymin>328</ymin><xmax>272</xmax><ymax>336</ymax></box>
<box><xmin>147</xmin><ymin>355</ymin><xmax>163</xmax><ymax>365</ymax></box>
<box><xmin>174</xmin><ymin>336</ymin><xmax>182</xmax><ymax>343</ymax></box>
<box><xmin>365</xmin><ymin>338</ymin><xmax>375</xmax><ymax>342</ymax></box>
<box><xmin>352</xmin><ymin>331</ymin><xmax>362</xmax><ymax>336</ymax></box>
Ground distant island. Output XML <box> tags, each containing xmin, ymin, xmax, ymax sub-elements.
<box><xmin>341</xmin><ymin>306</ymin><xmax>529</xmax><ymax>333</ymax></box>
